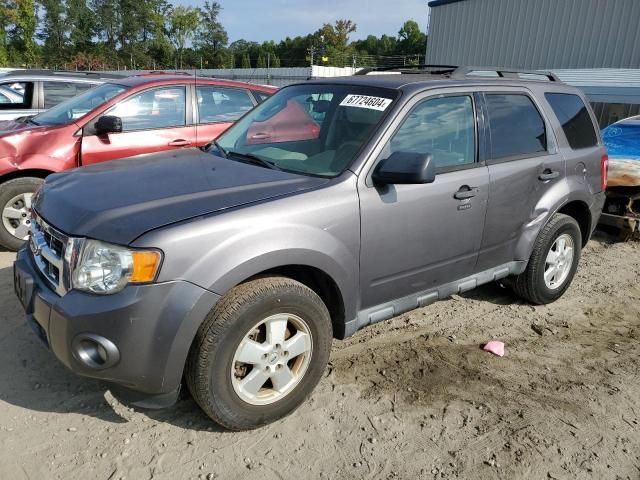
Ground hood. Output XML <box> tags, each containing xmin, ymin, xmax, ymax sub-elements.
<box><xmin>34</xmin><ymin>149</ymin><xmax>330</xmax><ymax>244</ymax></box>
<box><xmin>0</xmin><ymin>118</ymin><xmax>43</xmax><ymax>134</ymax></box>
<box><xmin>0</xmin><ymin>119</ymin><xmax>29</xmax><ymax>133</ymax></box>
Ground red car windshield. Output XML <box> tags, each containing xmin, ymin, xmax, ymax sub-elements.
<box><xmin>32</xmin><ymin>83</ymin><xmax>127</xmax><ymax>126</ymax></box>
<box><xmin>214</xmin><ymin>84</ymin><xmax>397</xmax><ymax>177</ymax></box>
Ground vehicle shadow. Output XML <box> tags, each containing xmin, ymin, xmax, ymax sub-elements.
<box><xmin>0</xmin><ymin>263</ymin><xmax>231</xmax><ymax>431</ymax></box>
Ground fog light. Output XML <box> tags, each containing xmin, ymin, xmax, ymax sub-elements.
<box><xmin>71</xmin><ymin>334</ymin><xmax>120</xmax><ymax>370</ymax></box>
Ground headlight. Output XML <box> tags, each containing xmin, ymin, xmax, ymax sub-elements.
<box><xmin>71</xmin><ymin>239</ymin><xmax>162</xmax><ymax>295</ymax></box>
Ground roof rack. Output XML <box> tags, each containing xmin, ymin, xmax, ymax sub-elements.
<box><xmin>2</xmin><ymin>69</ymin><xmax>124</xmax><ymax>79</ymax></box>
<box><xmin>356</xmin><ymin>65</ymin><xmax>561</xmax><ymax>82</ymax></box>
<box><xmin>451</xmin><ymin>67</ymin><xmax>560</xmax><ymax>82</ymax></box>
<box><xmin>355</xmin><ymin>64</ymin><xmax>459</xmax><ymax>76</ymax></box>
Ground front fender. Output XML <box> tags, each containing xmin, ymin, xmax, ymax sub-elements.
<box><xmin>136</xmin><ymin>178</ymin><xmax>362</xmax><ymax>323</ymax></box>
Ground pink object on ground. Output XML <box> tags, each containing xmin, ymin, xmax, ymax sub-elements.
<box><xmin>483</xmin><ymin>341</ymin><xmax>505</xmax><ymax>357</ymax></box>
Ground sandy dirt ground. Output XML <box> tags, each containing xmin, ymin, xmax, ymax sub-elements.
<box><xmin>1</xmin><ymin>233</ymin><xmax>639</xmax><ymax>480</ymax></box>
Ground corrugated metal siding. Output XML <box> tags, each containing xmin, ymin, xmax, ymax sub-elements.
<box><xmin>427</xmin><ymin>0</ymin><xmax>640</xmax><ymax>69</ymax></box>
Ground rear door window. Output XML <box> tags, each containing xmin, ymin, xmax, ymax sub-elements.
<box><xmin>43</xmin><ymin>81</ymin><xmax>96</xmax><ymax>109</ymax></box>
<box><xmin>0</xmin><ymin>81</ymin><xmax>33</xmax><ymax>109</ymax></box>
<box><xmin>197</xmin><ymin>86</ymin><xmax>254</xmax><ymax>123</ymax></box>
<box><xmin>485</xmin><ymin>94</ymin><xmax>547</xmax><ymax>160</ymax></box>
<box><xmin>545</xmin><ymin>93</ymin><xmax>598</xmax><ymax>149</ymax></box>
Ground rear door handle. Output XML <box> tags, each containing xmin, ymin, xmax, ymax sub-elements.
<box><xmin>454</xmin><ymin>186</ymin><xmax>479</xmax><ymax>200</ymax></box>
<box><xmin>168</xmin><ymin>139</ymin><xmax>192</xmax><ymax>147</ymax></box>
<box><xmin>538</xmin><ymin>169</ymin><xmax>560</xmax><ymax>181</ymax></box>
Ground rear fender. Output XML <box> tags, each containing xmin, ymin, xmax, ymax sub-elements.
<box><xmin>514</xmin><ymin>177</ymin><xmax>592</xmax><ymax>261</ymax></box>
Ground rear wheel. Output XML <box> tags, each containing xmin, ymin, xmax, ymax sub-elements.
<box><xmin>0</xmin><ymin>177</ymin><xmax>43</xmax><ymax>251</ymax></box>
<box><xmin>185</xmin><ymin>276</ymin><xmax>332</xmax><ymax>430</ymax></box>
<box><xmin>509</xmin><ymin>213</ymin><xmax>582</xmax><ymax>305</ymax></box>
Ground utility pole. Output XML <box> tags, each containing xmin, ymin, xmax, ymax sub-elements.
<box><xmin>267</xmin><ymin>52</ymin><xmax>271</xmax><ymax>85</ymax></box>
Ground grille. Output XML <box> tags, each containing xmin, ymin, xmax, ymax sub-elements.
<box><xmin>29</xmin><ymin>212</ymin><xmax>69</xmax><ymax>296</ymax></box>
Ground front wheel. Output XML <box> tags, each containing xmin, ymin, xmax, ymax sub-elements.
<box><xmin>509</xmin><ymin>213</ymin><xmax>582</xmax><ymax>305</ymax></box>
<box><xmin>185</xmin><ymin>276</ymin><xmax>333</xmax><ymax>430</ymax></box>
<box><xmin>0</xmin><ymin>177</ymin><xmax>44</xmax><ymax>251</ymax></box>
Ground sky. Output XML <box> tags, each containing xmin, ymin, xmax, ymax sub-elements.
<box><xmin>174</xmin><ymin>0</ymin><xmax>429</xmax><ymax>44</ymax></box>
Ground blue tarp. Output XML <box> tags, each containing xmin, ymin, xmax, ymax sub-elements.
<box><xmin>602</xmin><ymin>117</ymin><xmax>640</xmax><ymax>160</ymax></box>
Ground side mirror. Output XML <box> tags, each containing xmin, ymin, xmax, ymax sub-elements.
<box><xmin>372</xmin><ymin>152</ymin><xmax>436</xmax><ymax>185</ymax></box>
<box><xmin>95</xmin><ymin>115</ymin><xmax>122</xmax><ymax>135</ymax></box>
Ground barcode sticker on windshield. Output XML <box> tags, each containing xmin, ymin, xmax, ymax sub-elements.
<box><xmin>340</xmin><ymin>95</ymin><xmax>392</xmax><ymax>111</ymax></box>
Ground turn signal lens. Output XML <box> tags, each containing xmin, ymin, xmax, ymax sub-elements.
<box><xmin>601</xmin><ymin>154</ymin><xmax>609</xmax><ymax>192</ymax></box>
<box><xmin>131</xmin><ymin>251</ymin><xmax>162</xmax><ymax>283</ymax></box>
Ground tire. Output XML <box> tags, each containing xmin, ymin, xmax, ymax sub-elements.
<box><xmin>185</xmin><ymin>276</ymin><xmax>333</xmax><ymax>431</ymax></box>
<box><xmin>509</xmin><ymin>213</ymin><xmax>582</xmax><ymax>305</ymax></box>
<box><xmin>0</xmin><ymin>177</ymin><xmax>44</xmax><ymax>251</ymax></box>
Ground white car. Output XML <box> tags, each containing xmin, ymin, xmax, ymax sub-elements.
<box><xmin>0</xmin><ymin>70</ymin><xmax>124</xmax><ymax>122</ymax></box>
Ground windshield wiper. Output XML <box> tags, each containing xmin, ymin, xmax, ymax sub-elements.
<box><xmin>227</xmin><ymin>151</ymin><xmax>281</xmax><ymax>171</ymax></box>
<box><xmin>27</xmin><ymin>118</ymin><xmax>40</xmax><ymax>126</ymax></box>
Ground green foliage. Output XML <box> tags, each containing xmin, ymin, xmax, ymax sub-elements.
<box><xmin>3</xmin><ymin>0</ymin><xmax>427</xmax><ymax>70</ymax></box>
<box><xmin>195</xmin><ymin>0</ymin><xmax>227</xmax><ymax>67</ymax></box>
<box><xmin>168</xmin><ymin>6</ymin><xmax>199</xmax><ymax>68</ymax></box>
<box><xmin>241</xmin><ymin>52</ymin><xmax>250</xmax><ymax>69</ymax></box>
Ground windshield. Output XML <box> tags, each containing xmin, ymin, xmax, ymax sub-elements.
<box><xmin>212</xmin><ymin>84</ymin><xmax>397</xmax><ymax>177</ymax></box>
<box><xmin>33</xmin><ymin>83</ymin><xmax>127</xmax><ymax>126</ymax></box>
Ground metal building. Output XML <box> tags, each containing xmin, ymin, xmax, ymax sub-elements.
<box><xmin>426</xmin><ymin>0</ymin><xmax>640</xmax><ymax>69</ymax></box>
<box><xmin>426</xmin><ymin>0</ymin><xmax>640</xmax><ymax>127</ymax></box>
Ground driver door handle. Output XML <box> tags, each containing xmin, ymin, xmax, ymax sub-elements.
<box><xmin>250</xmin><ymin>133</ymin><xmax>271</xmax><ymax>140</ymax></box>
<box><xmin>454</xmin><ymin>186</ymin><xmax>479</xmax><ymax>200</ymax></box>
<box><xmin>538</xmin><ymin>169</ymin><xmax>560</xmax><ymax>181</ymax></box>
<box><xmin>168</xmin><ymin>139</ymin><xmax>192</xmax><ymax>147</ymax></box>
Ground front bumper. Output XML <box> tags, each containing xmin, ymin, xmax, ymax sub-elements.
<box><xmin>13</xmin><ymin>247</ymin><xmax>220</xmax><ymax>407</ymax></box>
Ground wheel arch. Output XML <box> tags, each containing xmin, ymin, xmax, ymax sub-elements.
<box><xmin>556</xmin><ymin>200</ymin><xmax>592</xmax><ymax>247</ymax></box>
<box><xmin>0</xmin><ymin>168</ymin><xmax>54</xmax><ymax>183</ymax></box>
<box><xmin>241</xmin><ymin>264</ymin><xmax>348</xmax><ymax>339</ymax></box>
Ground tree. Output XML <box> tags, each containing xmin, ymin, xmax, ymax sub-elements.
<box><xmin>6</xmin><ymin>0</ymin><xmax>38</xmax><ymax>65</ymax></box>
<box><xmin>38</xmin><ymin>0</ymin><xmax>68</xmax><ymax>66</ymax></box>
<box><xmin>241</xmin><ymin>52</ymin><xmax>250</xmax><ymax>68</ymax></box>
<box><xmin>271</xmin><ymin>54</ymin><xmax>280</xmax><ymax>68</ymax></box>
<box><xmin>168</xmin><ymin>6</ymin><xmax>199</xmax><ymax>68</ymax></box>
<box><xmin>256</xmin><ymin>51</ymin><xmax>266</xmax><ymax>68</ymax></box>
<box><xmin>195</xmin><ymin>0</ymin><xmax>227</xmax><ymax>65</ymax></box>
<box><xmin>91</xmin><ymin>0</ymin><xmax>118</xmax><ymax>52</ymax></box>
<box><xmin>397</xmin><ymin>20</ymin><xmax>426</xmax><ymax>56</ymax></box>
<box><xmin>67</xmin><ymin>0</ymin><xmax>95</xmax><ymax>54</ymax></box>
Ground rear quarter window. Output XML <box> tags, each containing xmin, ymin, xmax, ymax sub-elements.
<box><xmin>485</xmin><ymin>94</ymin><xmax>547</xmax><ymax>160</ymax></box>
<box><xmin>545</xmin><ymin>93</ymin><xmax>598</xmax><ymax>149</ymax></box>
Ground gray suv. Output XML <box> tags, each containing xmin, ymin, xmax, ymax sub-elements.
<box><xmin>14</xmin><ymin>67</ymin><xmax>607</xmax><ymax>430</ymax></box>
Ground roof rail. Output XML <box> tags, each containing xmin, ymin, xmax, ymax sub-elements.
<box><xmin>2</xmin><ymin>69</ymin><xmax>124</xmax><ymax>79</ymax></box>
<box><xmin>355</xmin><ymin>65</ymin><xmax>561</xmax><ymax>83</ymax></box>
<box><xmin>355</xmin><ymin>64</ymin><xmax>459</xmax><ymax>76</ymax></box>
<box><xmin>450</xmin><ymin>67</ymin><xmax>560</xmax><ymax>82</ymax></box>
<box><xmin>136</xmin><ymin>71</ymin><xmax>193</xmax><ymax>76</ymax></box>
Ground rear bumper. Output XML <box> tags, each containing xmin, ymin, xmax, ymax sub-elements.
<box><xmin>14</xmin><ymin>247</ymin><xmax>220</xmax><ymax>407</ymax></box>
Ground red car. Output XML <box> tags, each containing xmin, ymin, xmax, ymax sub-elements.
<box><xmin>0</xmin><ymin>73</ymin><xmax>276</xmax><ymax>249</ymax></box>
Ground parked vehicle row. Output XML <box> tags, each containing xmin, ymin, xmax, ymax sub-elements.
<box><xmin>0</xmin><ymin>72</ymin><xmax>277</xmax><ymax>249</ymax></box>
<box><xmin>599</xmin><ymin>116</ymin><xmax>640</xmax><ymax>239</ymax></box>
<box><xmin>0</xmin><ymin>70</ymin><xmax>123</xmax><ymax>122</ymax></box>
<box><xmin>14</xmin><ymin>66</ymin><xmax>606</xmax><ymax>430</ymax></box>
